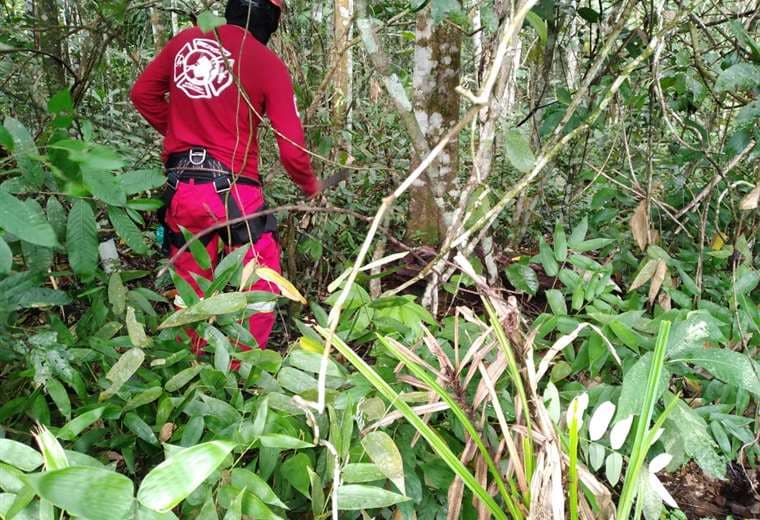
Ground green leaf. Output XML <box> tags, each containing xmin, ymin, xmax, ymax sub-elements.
<box><xmin>47</xmin><ymin>89</ymin><xmax>73</xmax><ymax>114</ymax></box>
<box><xmin>138</xmin><ymin>440</ymin><xmax>236</xmax><ymax>511</ymax></box>
<box><xmin>538</xmin><ymin>236</ymin><xmax>559</xmax><ymax>276</ymax></box>
<box><xmin>119</xmin><ymin>169</ymin><xmax>165</xmax><ymax>195</ymax></box>
<box><xmin>545</xmin><ymin>289</ymin><xmax>567</xmax><ymax>315</ymax></box>
<box><xmin>46</xmin><ymin>378</ymin><xmax>71</xmax><ymax>419</ymax></box>
<box><xmin>126</xmin><ymin>306</ymin><xmax>151</xmax><ymax>348</ymax></box>
<box><xmin>0</xmin><ymin>191</ymin><xmax>57</xmax><ymax>247</ymax></box>
<box><xmin>57</xmin><ymin>407</ymin><xmax>105</xmax><ymax>441</ymax></box>
<box><xmin>615</xmin><ymin>352</ymin><xmax>669</xmax><ymax>421</ymax></box>
<box><xmin>525</xmin><ymin>11</ymin><xmax>547</xmax><ymax>43</ymax></box>
<box><xmin>554</xmin><ymin>220</ymin><xmax>568</xmax><ymax>261</ymax></box>
<box><xmin>181</xmin><ymin>226</ymin><xmax>211</xmax><ymax>270</ymax></box>
<box><xmin>335</xmin><ymin>485</ymin><xmax>410</xmax><ymax>510</ymax></box>
<box><xmin>197</xmin><ymin>10</ymin><xmax>227</xmax><ymax>32</ymax></box>
<box><xmin>164</xmin><ymin>366</ymin><xmax>203</xmax><ymax>392</ymax></box>
<box><xmin>205</xmin><ymin>326</ymin><xmax>231</xmax><ymax>374</ymax></box>
<box><xmin>0</xmin><ymin>235</ymin><xmax>12</xmax><ymax>274</ymax></box>
<box><xmin>504</xmin><ymin>128</ymin><xmax>536</xmax><ymax>173</ymax></box>
<box><xmin>666</xmin><ymin>310</ymin><xmax>725</xmax><ymax>357</ymax></box>
<box><xmin>124</xmin><ymin>387</ymin><xmax>163</xmax><ymax>412</ymax></box>
<box><xmin>28</xmin><ymin>466</ymin><xmax>134</xmax><ymax>520</ymax></box>
<box><xmin>505</xmin><ymin>264</ymin><xmax>538</xmax><ymax>295</ymax></box>
<box><xmin>82</xmin><ymin>168</ymin><xmax>127</xmax><ymax>206</ymax></box>
<box><xmin>108</xmin><ymin>207</ymin><xmax>148</xmax><ymax>255</ymax></box>
<box><xmin>259</xmin><ymin>434</ymin><xmax>312</xmax><ymax>449</ymax></box>
<box><xmin>280</xmin><ymin>453</ymin><xmax>311</xmax><ymax>497</ymax></box>
<box><xmin>100</xmin><ymin>347</ymin><xmax>145</xmax><ymax>400</ymax></box>
<box><xmin>3</xmin><ymin>117</ymin><xmax>44</xmax><ymax>187</ymax></box>
<box><xmin>124</xmin><ymin>412</ymin><xmax>159</xmax><ymax>445</ymax></box>
<box><xmin>342</xmin><ymin>463</ymin><xmax>387</xmax><ymax>483</ymax></box>
<box><xmin>572</xmin><ymin>238</ymin><xmax>614</xmax><ymax>253</ymax></box>
<box><xmin>159</xmin><ymin>292</ymin><xmax>248</xmax><ymax>329</ymax></box>
<box><xmin>109</xmin><ymin>273</ymin><xmax>127</xmax><ymax>315</ymax></box>
<box><xmin>567</xmin><ymin>217</ymin><xmax>588</xmax><ymax>248</ymax></box>
<box><xmin>45</xmin><ymin>197</ymin><xmax>67</xmax><ymax>241</ymax></box>
<box><xmin>663</xmin><ymin>394</ymin><xmax>726</xmax><ymax>479</ymax></box>
<box><xmin>230</xmin><ymin>469</ymin><xmax>287</xmax><ymax>509</ymax></box>
<box><xmin>605</xmin><ymin>452</ymin><xmax>623</xmax><ymax>486</ymax></box>
<box><xmin>715</xmin><ymin>63</ymin><xmax>760</xmax><ymax>92</ymax></box>
<box><xmin>66</xmin><ymin>200</ymin><xmax>98</xmax><ymax>277</ymax></box>
<box><xmin>672</xmin><ymin>348</ymin><xmax>760</xmax><ymax>397</ymax></box>
<box><xmin>361</xmin><ymin>431</ymin><xmax>405</xmax><ymax>494</ymax></box>
<box><xmin>0</xmin><ymin>440</ymin><xmax>43</xmax><ymax>472</ymax></box>
<box><xmin>577</xmin><ymin>7</ymin><xmax>600</xmax><ymax>23</ymax></box>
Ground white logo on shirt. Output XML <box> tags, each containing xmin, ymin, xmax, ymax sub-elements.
<box><xmin>174</xmin><ymin>38</ymin><xmax>235</xmax><ymax>99</ymax></box>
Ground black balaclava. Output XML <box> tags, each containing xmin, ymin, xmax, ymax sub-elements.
<box><xmin>225</xmin><ymin>0</ymin><xmax>281</xmax><ymax>45</ymax></box>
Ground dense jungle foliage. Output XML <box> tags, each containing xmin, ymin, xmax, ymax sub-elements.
<box><xmin>0</xmin><ymin>0</ymin><xmax>759</xmax><ymax>518</ymax></box>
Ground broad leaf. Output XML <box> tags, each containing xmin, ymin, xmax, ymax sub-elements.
<box><xmin>715</xmin><ymin>63</ymin><xmax>760</xmax><ymax>92</ymax></box>
<box><xmin>0</xmin><ymin>439</ymin><xmax>43</xmax><ymax>472</ymax></box>
<box><xmin>138</xmin><ymin>440</ymin><xmax>236</xmax><ymax>511</ymax></box>
<box><xmin>504</xmin><ymin>128</ymin><xmax>536</xmax><ymax>173</ymax></box>
<box><xmin>197</xmin><ymin>11</ymin><xmax>226</xmax><ymax>33</ymax></box>
<box><xmin>335</xmin><ymin>484</ymin><xmax>410</xmax><ymax>510</ymax></box>
<box><xmin>108</xmin><ymin>207</ymin><xmax>149</xmax><ymax>255</ymax></box>
<box><xmin>672</xmin><ymin>348</ymin><xmax>760</xmax><ymax>397</ymax></box>
<box><xmin>66</xmin><ymin>200</ymin><xmax>98</xmax><ymax>277</ymax></box>
<box><xmin>28</xmin><ymin>466</ymin><xmax>134</xmax><ymax>520</ymax></box>
<box><xmin>505</xmin><ymin>264</ymin><xmax>538</xmax><ymax>295</ymax></box>
<box><xmin>0</xmin><ymin>191</ymin><xmax>57</xmax><ymax>247</ymax></box>
<box><xmin>361</xmin><ymin>432</ymin><xmax>405</xmax><ymax>494</ymax></box>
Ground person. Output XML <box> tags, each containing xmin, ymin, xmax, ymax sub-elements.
<box><xmin>130</xmin><ymin>0</ymin><xmax>320</xmax><ymax>354</ymax></box>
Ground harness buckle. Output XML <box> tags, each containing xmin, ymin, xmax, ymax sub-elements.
<box><xmin>189</xmin><ymin>148</ymin><xmax>207</xmax><ymax>166</ymax></box>
<box><xmin>214</xmin><ymin>176</ymin><xmax>233</xmax><ymax>193</ymax></box>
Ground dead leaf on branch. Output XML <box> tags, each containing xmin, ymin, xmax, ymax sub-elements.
<box><xmin>648</xmin><ymin>259</ymin><xmax>668</xmax><ymax>305</ymax></box>
<box><xmin>739</xmin><ymin>184</ymin><xmax>760</xmax><ymax>210</ymax></box>
<box><xmin>630</xmin><ymin>199</ymin><xmax>650</xmax><ymax>251</ymax></box>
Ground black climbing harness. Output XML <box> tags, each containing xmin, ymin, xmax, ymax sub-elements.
<box><xmin>157</xmin><ymin>147</ymin><xmax>277</xmax><ymax>255</ymax></box>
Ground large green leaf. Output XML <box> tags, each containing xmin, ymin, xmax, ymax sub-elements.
<box><xmin>108</xmin><ymin>207</ymin><xmax>149</xmax><ymax>255</ymax></box>
<box><xmin>100</xmin><ymin>348</ymin><xmax>145</xmax><ymax>400</ymax></box>
<box><xmin>230</xmin><ymin>468</ymin><xmax>287</xmax><ymax>509</ymax></box>
<box><xmin>158</xmin><ymin>293</ymin><xmax>248</xmax><ymax>329</ymax></box>
<box><xmin>137</xmin><ymin>440</ymin><xmax>236</xmax><ymax>512</ymax></box>
<box><xmin>615</xmin><ymin>352</ymin><xmax>670</xmax><ymax>421</ymax></box>
<box><xmin>666</xmin><ymin>310</ymin><xmax>725</xmax><ymax>357</ymax></box>
<box><xmin>715</xmin><ymin>63</ymin><xmax>760</xmax><ymax>92</ymax></box>
<box><xmin>197</xmin><ymin>11</ymin><xmax>226</xmax><ymax>32</ymax></box>
<box><xmin>672</xmin><ymin>348</ymin><xmax>760</xmax><ymax>397</ymax></box>
<box><xmin>504</xmin><ymin>128</ymin><xmax>536</xmax><ymax>173</ymax></box>
<box><xmin>3</xmin><ymin>117</ymin><xmax>44</xmax><ymax>187</ymax></box>
<box><xmin>82</xmin><ymin>168</ymin><xmax>127</xmax><ymax>206</ymax></box>
<box><xmin>57</xmin><ymin>407</ymin><xmax>105</xmax><ymax>441</ymax></box>
<box><xmin>119</xmin><ymin>169</ymin><xmax>166</xmax><ymax>195</ymax></box>
<box><xmin>335</xmin><ymin>485</ymin><xmax>410</xmax><ymax>510</ymax></box>
<box><xmin>361</xmin><ymin>432</ymin><xmax>405</xmax><ymax>494</ymax></box>
<box><xmin>0</xmin><ymin>439</ymin><xmax>43</xmax><ymax>472</ymax></box>
<box><xmin>27</xmin><ymin>466</ymin><xmax>134</xmax><ymax>520</ymax></box>
<box><xmin>66</xmin><ymin>200</ymin><xmax>98</xmax><ymax>277</ymax></box>
<box><xmin>0</xmin><ymin>191</ymin><xmax>57</xmax><ymax>247</ymax></box>
<box><xmin>505</xmin><ymin>263</ymin><xmax>538</xmax><ymax>295</ymax></box>
<box><xmin>663</xmin><ymin>394</ymin><xmax>726</xmax><ymax>479</ymax></box>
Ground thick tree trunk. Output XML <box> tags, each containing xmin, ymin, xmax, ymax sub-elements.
<box><xmin>35</xmin><ymin>0</ymin><xmax>67</xmax><ymax>96</ymax></box>
<box><xmin>409</xmin><ymin>7</ymin><xmax>462</xmax><ymax>244</ymax></box>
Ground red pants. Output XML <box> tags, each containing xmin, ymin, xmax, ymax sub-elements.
<box><xmin>164</xmin><ymin>178</ymin><xmax>280</xmax><ymax>352</ymax></box>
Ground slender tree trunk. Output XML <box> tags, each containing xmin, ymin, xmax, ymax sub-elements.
<box><xmin>333</xmin><ymin>0</ymin><xmax>353</xmax><ymax>151</ymax></box>
<box><xmin>35</xmin><ymin>0</ymin><xmax>66</xmax><ymax>96</ymax></box>
<box><xmin>150</xmin><ymin>6</ymin><xmax>167</xmax><ymax>52</ymax></box>
<box><xmin>409</xmin><ymin>6</ymin><xmax>462</xmax><ymax>244</ymax></box>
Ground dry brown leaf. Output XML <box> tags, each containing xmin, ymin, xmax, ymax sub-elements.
<box><xmin>159</xmin><ymin>422</ymin><xmax>175</xmax><ymax>442</ymax></box>
<box><xmin>658</xmin><ymin>289</ymin><xmax>672</xmax><ymax>311</ymax></box>
<box><xmin>629</xmin><ymin>258</ymin><xmax>657</xmax><ymax>291</ymax></box>
<box><xmin>739</xmin><ymin>184</ymin><xmax>760</xmax><ymax>210</ymax></box>
<box><xmin>648</xmin><ymin>259</ymin><xmax>668</xmax><ymax>304</ymax></box>
<box><xmin>630</xmin><ymin>199</ymin><xmax>650</xmax><ymax>251</ymax></box>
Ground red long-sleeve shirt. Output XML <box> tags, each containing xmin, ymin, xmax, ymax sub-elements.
<box><xmin>130</xmin><ymin>24</ymin><xmax>319</xmax><ymax>196</ymax></box>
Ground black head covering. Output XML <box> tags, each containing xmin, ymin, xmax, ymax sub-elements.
<box><xmin>225</xmin><ymin>0</ymin><xmax>281</xmax><ymax>45</ymax></box>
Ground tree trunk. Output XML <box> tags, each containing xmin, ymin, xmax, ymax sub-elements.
<box><xmin>150</xmin><ymin>6</ymin><xmax>167</xmax><ymax>52</ymax></box>
<box><xmin>35</xmin><ymin>0</ymin><xmax>67</xmax><ymax>96</ymax></box>
<box><xmin>408</xmin><ymin>6</ymin><xmax>462</xmax><ymax>244</ymax></box>
<box><xmin>332</xmin><ymin>0</ymin><xmax>353</xmax><ymax>148</ymax></box>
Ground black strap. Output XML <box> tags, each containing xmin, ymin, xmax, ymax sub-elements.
<box><xmin>158</xmin><ymin>148</ymin><xmax>276</xmax><ymax>253</ymax></box>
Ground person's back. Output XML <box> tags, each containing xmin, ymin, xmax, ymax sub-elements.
<box><xmin>131</xmin><ymin>22</ymin><xmax>318</xmax><ymax>194</ymax></box>
<box><xmin>130</xmin><ymin>0</ymin><xmax>318</xmax><ymax>356</ymax></box>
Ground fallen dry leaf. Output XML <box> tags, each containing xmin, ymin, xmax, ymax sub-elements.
<box><xmin>739</xmin><ymin>185</ymin><xmax>759</xmax><ymax>210</ymax></box>
<box><xmin>648</xmin><ymin>259</ymin><xmax>668</xmax><ymax>304</ymax></box>
<box><xmin>630</xmin><ymin>199</ymin><xmax>649</xmax><ymax>251</ymax></box>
